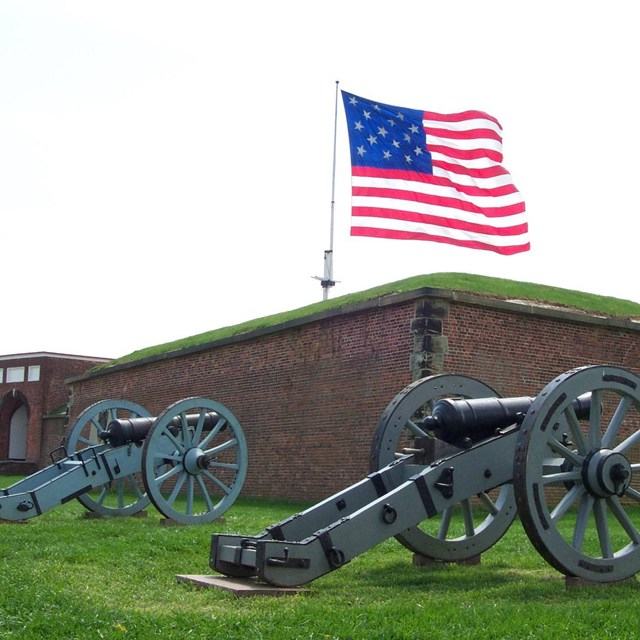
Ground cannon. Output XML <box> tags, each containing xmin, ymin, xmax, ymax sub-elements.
<box><xmin>0</xmin><ymin>397</ymin><xmax>248</xmax><ymax>525</ymax></box>
<box><xmin>210</xmin><ymin>365</ymin><xmax>640</xmax><ymax>585</ymax></box>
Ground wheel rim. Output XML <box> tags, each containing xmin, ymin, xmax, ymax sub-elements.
<box><xmin>66</xmin><ymin>399</ymin><xmax>151</xmax><ymax>516</ymax></box>
<box><xmin>370</xmin><ymin>374</ymin><xmax>517</xmax><ymax>561</ymax></box>
<box><xmin>141</xmin><ymin>397</ymin><xmax>248</xmax><ymax>524</ymax></box>
<box><xmin>514</xmin><ymin>365</ymin><xmax>640</xmax><ymax>582</ymax></box>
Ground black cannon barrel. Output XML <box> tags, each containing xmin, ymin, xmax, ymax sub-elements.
<box><xmin>100</xmin><ymin>412</ymin><xmax>220</xmax><ymax>448</ymax></box>
<box><xmin>423</xmin><ymin>393</ymin><xmax>591</xmax><ymax>446</ymax></box>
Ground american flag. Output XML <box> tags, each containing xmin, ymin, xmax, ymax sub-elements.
<box><xmin>341</xmin><ymin>91</ymin><xmax>529</xmax><ymax>255</ymax></box>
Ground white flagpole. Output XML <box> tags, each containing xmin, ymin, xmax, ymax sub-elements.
<box><xmin>316</xmin><ymin>81</ymin><xmax>339</xmax><ymax>301</ymax></box>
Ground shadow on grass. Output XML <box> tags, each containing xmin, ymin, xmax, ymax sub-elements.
<box><xmin>329</xmin><ymin>552</ymin><xmax>640</xmax><ymax>602</ymax></box>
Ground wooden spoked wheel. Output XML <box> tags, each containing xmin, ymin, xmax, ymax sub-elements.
<box><xmin>370</xmin><ymin>374</ymin><xmax>517</xmax><ymax>561</ymax></box>
<box><xmin>514</xmin><ymin>365</ymin><xmax>640</xmax><ymax>582</ymax></box>
<box><xmin>141</xmin><ymin>397</ymin><xmax>248</xmax><ymax>524</ymax></box>
<box><xmin>66</xmin><ymin>399</ymin><xmax>151</xmax><ymax>516</ymax></box>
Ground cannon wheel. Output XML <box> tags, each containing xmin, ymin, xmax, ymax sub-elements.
<box><xmin>514</xmin><ymin>365</ymin><xmax>640</xmax><ymax>582</ymax></box>
<box><xmin>66</xmin><ymin>399</ymin><xmax>151</xmax><ymax>516</ymax></box>
<box><xmin>141</xmin><ymin>397</ymin><xmax>248</xmax><ymax>525</ymax></box>
<box><xmin>370</xmin><ymin>374</ymin><xmax>517</xmax><ymax>561</ymax></box>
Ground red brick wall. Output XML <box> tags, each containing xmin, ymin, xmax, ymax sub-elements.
<box><xmin>38</xmin><ymin>415</ymin><xmax>68</xmax><ymax>468</ymax></box>
<box><xmin>67</xmin><ymin>292</ymin><xmax>640</xmax><ymax>502</ymax></box>
<box><xmin>442</xmin><ymin>300</ymin><xmax>640</xmax><ymax>398</ymax></box>
<box><xmin>68</xmin><ymin>303</ymin><xmax>414</xmax><ymax>502</ymax></box>
<box><xmin>0</xmin><ymin>354</ymin><xmax>107</xmax><ymax>463</ymax></box>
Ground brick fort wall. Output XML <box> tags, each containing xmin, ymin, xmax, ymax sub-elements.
<box><xmin>67</xmin><ymin>289</ymin><xmax>640</xmax><ymax>502</ymax></box>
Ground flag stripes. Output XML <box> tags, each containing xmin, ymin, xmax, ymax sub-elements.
<box><xmin>342</xmin><ymin>91</ymin><xmax>529</xmax><ymax>255</ymax></box>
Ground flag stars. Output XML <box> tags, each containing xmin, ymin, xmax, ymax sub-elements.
<box><xmin>343</xmin><ymin>92</ymin><xmax>433</xmax><ymax>174</ymax></box>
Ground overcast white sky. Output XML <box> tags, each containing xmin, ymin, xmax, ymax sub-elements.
<box><xmin>1</xmin><ymin>1</ymin><xmax>638</xmax><ymax>359</ymax></box>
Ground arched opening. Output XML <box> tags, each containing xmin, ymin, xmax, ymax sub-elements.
<box><xmin>9</xmin><ymin>404</ymin><xmax>28</xmax><ymax>460</ymax></box>
<box><xmin>0</xmin><ymin>391</ymin><xmax>31</xmax><ymax>461</ymax></box>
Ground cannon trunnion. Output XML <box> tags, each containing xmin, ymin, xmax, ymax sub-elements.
<box><xmin>210</xmin><ymin>365</ymin><xmax>640</xmax><ymax>586</ymax></box>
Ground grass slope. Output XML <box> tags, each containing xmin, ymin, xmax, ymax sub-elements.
<box><xmin>105</xmin><ymin>272</ymin><xmax>640</xmax><ymax>367</ymax></box>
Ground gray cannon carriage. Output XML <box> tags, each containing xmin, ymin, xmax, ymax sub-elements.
<box><xmin>0</xmin><ymin>397</ymin><xmax>248</xmax><ymax>525</ymax></box>
<box><xmin>211</xmin><ymin>365</ymin><xmax>640</xmax><ymax>586</ymax></box>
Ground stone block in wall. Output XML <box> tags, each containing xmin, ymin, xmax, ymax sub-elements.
<box><xmin>429</xmin><ymin>335</ymin><xmax>449</xmax><ymax>354</ymax></box>
<box><xmin>415</xmin><ymin>300</ymin><xmax>449</xmax><ymax>320</ymax></box>
<box><xmin>410</xmin><ymin>352</ymin><xmax>446</xmax><ymax>379</ymax></box>
<box><xmin>410</xmin><ymin>352</ymin><xmax>428</xmax><ymax>375</ymax></box>
<box><xmin>411</xmin><ymin>299</ymin><xmax>450</xmax><ymax>380</ymax></box>
<box><xmin>429</xmin><ymin>353</ymin><xmax>446</xmax><ymax>371</ymax></box>
<box><xmin>410</xmin><ymin>317</ymin><xmax>443</xmax><ymax>335</ymax></box>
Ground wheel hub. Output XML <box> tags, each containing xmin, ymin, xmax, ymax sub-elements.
<box><xmin>184</xmin><ymin>448</ymin><xmax>211</xmax><ymax>475</ymax></box>
<box><xmin>583</xmin><ymin>449</ymin><xmax>632</xmax><ymax>497</ymax></box>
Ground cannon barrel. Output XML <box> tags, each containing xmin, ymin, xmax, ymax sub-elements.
<box><xmin>422</xmin><ymin>393</ymin><xmax>591</xmax><ymax>446</ymax></box>
<box><xmin>100</xmin><ymin>412</ymin><xmax>221</xmax><ymax>447</ymax></box>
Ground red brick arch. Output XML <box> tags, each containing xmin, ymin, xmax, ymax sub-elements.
<box><xmin>0</xmin><ymin>389</ymin><xmax>30</xmax><ymax>459</ymax></box>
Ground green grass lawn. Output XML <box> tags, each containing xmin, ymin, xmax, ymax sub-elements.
<box><xmin>1</xmin><ymin>479</ymin><xmax>639</xmax><ymax>640</ymax></box>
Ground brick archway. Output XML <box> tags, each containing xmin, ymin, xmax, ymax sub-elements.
<box><xmin>0</xmin><ymin>390</ymin><xmax>30</xmax><ymax>459</ymax></box>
